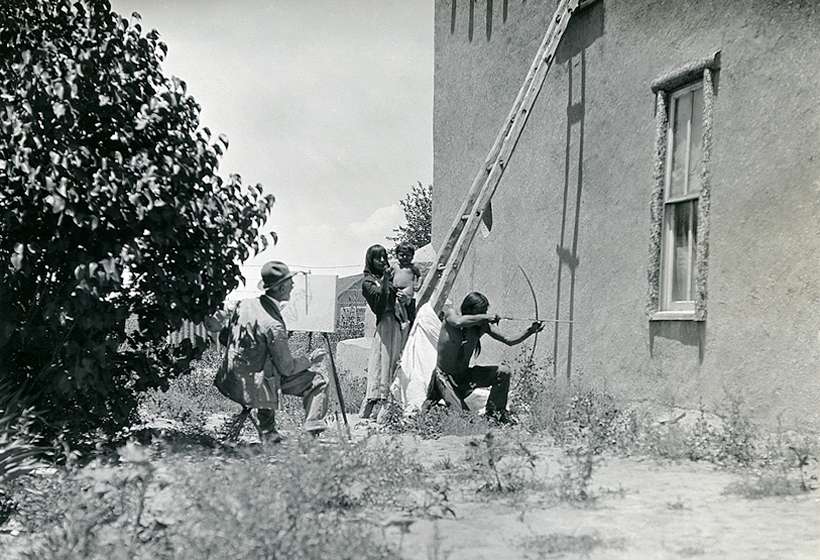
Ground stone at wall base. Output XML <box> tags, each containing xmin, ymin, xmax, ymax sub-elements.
<box><xmin>335</xmin><ymin>337</ymin><xmax>372</xmax><ymax>379</ymax></box>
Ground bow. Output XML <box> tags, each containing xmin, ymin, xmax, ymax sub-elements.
<box><xmin>517</xmin><ymin>264</ymin><xmax>540</xmax><ymax>364</ymax></box>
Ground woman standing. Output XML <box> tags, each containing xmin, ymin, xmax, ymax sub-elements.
<box><xmin>360</xmin><ymin>244</ymin><xmax>406</xmax><ymax>419</ymax></box>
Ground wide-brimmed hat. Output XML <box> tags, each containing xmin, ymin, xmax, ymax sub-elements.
<box><xmin>257</xmin><ymin>261</ymin><xmax>297</xmax><ymax>291</ymax></box>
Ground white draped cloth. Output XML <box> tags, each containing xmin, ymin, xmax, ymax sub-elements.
<box><xmin>391</xmin><ymin>302</ymin><xmax>440</xmax><ymax>412</ymax></box>
<box><xmin>390</xmin><ymin>302</ymin><xmax>491</xmax><ymax>413</ymax></box>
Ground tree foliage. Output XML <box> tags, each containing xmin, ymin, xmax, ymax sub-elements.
<box><xmin>0</xmin><ymin>0</ymin><xmax>275</xmax><ymax>438</ymax></box>
<box><xmin>389</xmin><ymin>181</ymin><xmax>431</xmax><ymax>249</ymax></box>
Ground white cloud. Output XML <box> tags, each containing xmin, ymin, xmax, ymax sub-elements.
<box><xmin>349</xmin><ymin>204</ymin><xmax>404</xmax><ymax>239</ymax></box>
<box><xmin>109</xmin><ymin>0</ymin><xmax>431</xmax><ymax>281</ymax></box>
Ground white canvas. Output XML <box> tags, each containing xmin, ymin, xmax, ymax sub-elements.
<box><xmin>279</xmin><ymin>273</ymin><xmax>337</xmax><ymax>333</ymax></box>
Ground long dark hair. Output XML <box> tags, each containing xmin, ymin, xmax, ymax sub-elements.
<box><xmin>460</xmin><ymin>291</ymin><xmax>490</xmax><ymax>357</ymax></box>
<box><xmin>461</xmin><ymin>291</ymin><xmax>489</xmax><ymax>315</ymax></box>
<box><xmin>363</xmin><ymin>244</ymin><xmax>387</xmax><ymax>276</ymax></box>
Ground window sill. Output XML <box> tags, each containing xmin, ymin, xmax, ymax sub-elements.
<box><xmin>650</xmin><ymin>311</ymin><xmax>701</xmax><ymax>322</ymax></box>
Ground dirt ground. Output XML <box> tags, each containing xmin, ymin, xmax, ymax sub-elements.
<box><xmin>394</xmin><ymin>434</ymin><xmax>819</xmax><ymax>559</ymax></box>
<box><xmin>2</xmin><ymin>415</ymin><xmax>818</xmax><ymax>560</ymax></box>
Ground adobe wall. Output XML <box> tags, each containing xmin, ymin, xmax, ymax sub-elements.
<box><xmin>433</xmin><ymin>0</ymin><xmax>820</xmax><ymax>428</ymax></box>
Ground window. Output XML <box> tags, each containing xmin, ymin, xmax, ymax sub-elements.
<box><xmin>647</xmin><ymin>52</ymin><xmax>718</xmax><ymax>321</ymax></box>
<box><xmin>661</xmin><ymin>83</ymin><xmax>703</xmax><ymax>313</ymax></box>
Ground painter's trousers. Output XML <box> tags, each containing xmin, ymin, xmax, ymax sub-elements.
<box><xmin>255</xmin><ymin>370</ymin><xmax>329</xmax><ymax>434</ymax></box>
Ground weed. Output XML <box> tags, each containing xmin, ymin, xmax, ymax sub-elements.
<box><xmin>506</xmin><ymin>350</ymin><xmax>639</xmax><ymax>454</ymax></box>
<box><xmin>724</xmin><ymin>446</ymin><xmax>817</xmax><ymax>499</ymax></box>
<box><xmin>466</xmin><ymin>431</ymin><xmax>539</xmax><ymax>494</ymax></box>
<box><xmin>0</xmin><ymin>384</ymin><xmax>62</xmax><ymax>526</ymax></box>
<box><xmin>713</xmin><ymin>392</ymin><xmax>757</xmax><ymax>466</ymax></box>
<box><xmin>1</xmin><ymin>409</ymin><xmax>42</xmax><ymax>521</ymax></box>
<box><xmin>23</xmin><ymin>442</ymin><xmax>165</xmax><ymax>560</ymax></box>
<box><xmin>561</xmin><ymin>388</ymin><xmax>639</xmax><ymax>454</ymax></box>
<box><xmin>637</xmin><ymin>414</ymin><xmax>692</xmax><ymax>461</ymax></box>
<box><xmin>401</xmin><ymin>406</ymin><xmax>490</xmax><ymax>439</ymax></box>
<box><xmin>555</xmin><ymin>439</ymin><xmax>599</xmax><ymax>504</ymax></box>
<box><xmin>507</xmin><ymin>351</ymin><xmax>563</xmax><ymax>435</ymax></box>
<box><xmin>20</xmin><ymin>434</ymin><xmax>434</xmax><ymax>560</ymax></box>
<box><xmin>337</xmin><ymin>369</ymin><xmax>367</xmax><ymax>414</ymax></box>
<box><xmin>138</xmin><ymin>348</ymin><xmax>235</xmax><ymax>430</ymax></box>
<box><xmin>684</xmin><ymin>405</ymin><xmax>721</xmax><ymax>462</ymax></box>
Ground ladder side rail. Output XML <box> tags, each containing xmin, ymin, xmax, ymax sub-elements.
<box><xmin>416</xmin><ymin>0</ymin><xmax>574</xmax><ymax>307</ymax></box>
<box><xmin>417</xmin><ymin>52</ymin><xmax>547</xmax><ymax>305</ymax></box>
<box><xmin>428</xmin><ymin>0</ymin><xmax>580</xmax><ymax>312</ymax></box>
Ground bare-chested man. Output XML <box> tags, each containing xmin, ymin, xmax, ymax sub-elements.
<box><xmin>423</xmin><ymin>292</ymin><xmax>544</xmax><ymax>423</ymax></box>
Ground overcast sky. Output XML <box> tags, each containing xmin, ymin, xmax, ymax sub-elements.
<box><xmin>109</xmin><ymin>0</ymin><xmax>433</xmax><ymax>296</ymax></box>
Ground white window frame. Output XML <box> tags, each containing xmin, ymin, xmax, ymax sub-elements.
<box><xmin>659</xmin><ymin>81</ymin><xmax>703</xmax><ymax>315</ymax></box>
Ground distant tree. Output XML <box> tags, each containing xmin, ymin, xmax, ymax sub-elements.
<box><xmin>389</xmin><ymin>181</ymin><xmax>432</xmax><ymax>249</ymax></box>
<box><xmin>0</xmin><ymin>0</ymin><xmax>275</xmax><ymax>439</ymax></box>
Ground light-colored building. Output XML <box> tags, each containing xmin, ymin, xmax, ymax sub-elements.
<box><xmin>433</xmin><ymin>0</ymin><xmax>819</xmax><ymax>428</ymax></box>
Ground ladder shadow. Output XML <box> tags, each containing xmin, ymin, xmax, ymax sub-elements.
<box><xmin>453</xmin><ymin>1</ymin><xmax>599</xmax><ymax>42</ymax></box>
<box><xmin>447</xmin><ymin>0</ymin><xmax>540</xmax><ymax>42</ymax></box>
<box><xmin>550</xmin><ymin>2</ymin><xmax>604</xmax><ymax>381</ymax></box>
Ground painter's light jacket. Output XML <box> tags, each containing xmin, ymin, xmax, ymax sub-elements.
<box><xmin>214</xmin><ymin>295</ymin><xmax>311</xmax><ymax>408</ymax></box>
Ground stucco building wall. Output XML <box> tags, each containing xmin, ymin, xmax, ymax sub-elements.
<box><xmin>432</xmin><ymin>0</ymin><xmax>819</xmax><ymax>428</ymax></box>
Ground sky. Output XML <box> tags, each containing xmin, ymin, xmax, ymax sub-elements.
<box><xmin>108</xmin><ymin>0</ymin><xmax>433</xmax><ymax>298</ymax></box>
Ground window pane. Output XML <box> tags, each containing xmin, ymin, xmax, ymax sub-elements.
<box><xmin>690</xmin><ymin>201</ymin><xmax>698</xmax><ymax>298</ymax></box>
<box><xmin>670</xmin><ymin>201</ymin><xmax>694</xmax><ymax>302</ymax></box>
<box><xmin>688</xmin><ymin>87</ymin><xmax>704</xmax><ymax>194</ymax></box>
<box><xmin>668</xmin><ymin>91</ymin><xmax>692</xmax><ymax>199</ymax></box>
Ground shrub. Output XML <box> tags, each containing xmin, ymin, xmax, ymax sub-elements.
<box><xmin>138</xmin><ymin>348</ymin><xmax>234</xmax><ymax>429</ymax></box>
<box><xmin>0</xmin><ymin>0</ymin><xmax>274</xmax><ymax>440</ymax></box>
<box><xmin>712</xmin><ymin>392</ymin><xmax>757</xmax><ymax>466</ymax></box>
<box><xmin>23</xmin><ymin>437</ymin><xmax>429</xmax><ymax>559</ymax></box>
<box><xmin>507</xmin><ymin>351</ymin><xmax>638</xmax><ymax>454</ymax></box>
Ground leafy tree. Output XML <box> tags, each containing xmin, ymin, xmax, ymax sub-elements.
<box><xmin>389</xmin><ymin>181</ymin><xmax>431</xmax><ymax>249</ymax></box>
<box><xmin>0</xmin><ymin>0</ymin><xmax>275</xmax><ymax>439</ymax></box>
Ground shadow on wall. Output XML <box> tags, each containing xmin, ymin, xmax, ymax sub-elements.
<box><xmin>456</xmin><ymin>0</ymin><xmax>501</xmax><ymax>42</ymax></box>
<box><xmin>451</xmin><ymin>1</ymin><xmax>603</xmax><ymax>43</ymax></box>
<box><xmin>650</xmin><ymin>321</ymin><xmax>707</xmax><ymax>364</ymax></box>
<box><xmin>449</xmin><ymin>0</ymin><xmax>528</xmax><ymax>41</ymax></box>
<box><xmin>550</xmin><ymin>3</ymin><xmax>605</xmax><ymax>381</ymax></box>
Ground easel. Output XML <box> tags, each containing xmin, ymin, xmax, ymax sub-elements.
<box><xmin>288</xmin><ymin>271</ymin><xmax>351</xmax><ymax>441</ymax></box>
<box><xmin>295</xmin><ymin>330</ymin><xmax>351</xmax><ymax>441</ymax></box>
<box><xmin>322</xmin><ymin>332</ymin><xmax>351</xmax><ymax>441</ymax></box>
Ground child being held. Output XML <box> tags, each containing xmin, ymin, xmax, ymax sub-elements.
<box><xmin>391</xmin><ymin>242</ymin><xmax>421</xmax><ymax>328</ymax></box>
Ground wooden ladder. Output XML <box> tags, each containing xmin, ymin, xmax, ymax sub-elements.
<box><xmin>417</xmin><ymin>0</ymin><xmax>580</xmax><ymax>313</ymax></box>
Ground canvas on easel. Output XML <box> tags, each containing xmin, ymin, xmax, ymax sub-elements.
<box><xmin>279</xmin><ymin>273</ymin><xmax>337</xmax><ymax>333</ymax></box>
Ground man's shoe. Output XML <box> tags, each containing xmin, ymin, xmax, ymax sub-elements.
<box><xmin>260</xmin><ymin>430</ymin><xmax>284</xmax><ymax>444</ymax></box>
<box><xmin>485</xmin><ymin>409</ymin><xmax>516</xmax><ymax>425</ymax></box>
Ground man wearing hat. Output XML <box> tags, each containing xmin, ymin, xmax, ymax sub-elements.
<box><xmin>214</xmin><ymin>261</ymin><xmax>329</xmax><ymax>442</ymax></box>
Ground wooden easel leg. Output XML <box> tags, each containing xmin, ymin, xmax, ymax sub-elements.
<box><xmin>227</xmin><ymin>407</ymin><xmax>250</xmax><ymax>442</ymax></box>
<box><xmin>323</xmin><ymin>332</ymin><xmax>351</xmax><ymax>441</ymax></box>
